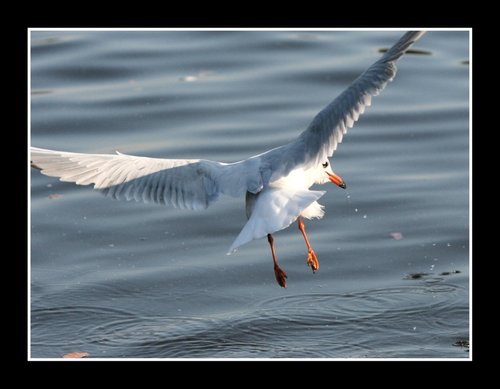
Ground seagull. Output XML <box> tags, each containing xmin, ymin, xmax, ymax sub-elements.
<box><xmin>31</xmin><ymin>31</ymin><xmax>426</xmax><ymax>288</ymax></box>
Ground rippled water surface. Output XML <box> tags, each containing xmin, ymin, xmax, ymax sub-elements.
<box><xmin>30</xmin><ymin>30</ymin><xmax>470</xmax><ymax>358</ymax></box>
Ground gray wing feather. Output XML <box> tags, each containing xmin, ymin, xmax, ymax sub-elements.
<box><xmin>31</xmin><ymin>147</ymin><xmax>258</xmax><ymax>210</ymax></box>
<box><xmin>294</xmin><ymin>31</ymin><xmax>426</xmax><ymax>167</ymax></box>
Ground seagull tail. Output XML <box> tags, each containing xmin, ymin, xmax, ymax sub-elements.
<box><xmin>227</xmin><ymin>189</ymin><xmax>325</xmax><ymax>255</ymax></box>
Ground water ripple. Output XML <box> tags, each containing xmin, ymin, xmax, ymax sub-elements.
<box><xmin>31</xmin><ymin>284</ymin><xmax>467</xmax><ymax>358</ymax></box>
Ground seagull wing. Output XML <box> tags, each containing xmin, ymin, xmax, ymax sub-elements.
<box><xmin>259</xmin><ymin>31</ymin><xmax>426</xmax><ymax>179</ymax></box>
<box><xmin>297</xmin><ymin>31</ymin><xmax>426</xmax><ymax>166</ymax></box>
<box><xmin>31</xmin><ymin>147</ymin><xmax>262</xmax><ymax>210</ymax></box>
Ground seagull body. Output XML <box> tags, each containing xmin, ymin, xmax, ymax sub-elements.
<box><xmin>31</xmin><ymin>31</ymin><xmax>426</xmax><ymax>287</ymax></box>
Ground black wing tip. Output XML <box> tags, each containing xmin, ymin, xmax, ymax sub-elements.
<box><xmin>380</xmin><ymin>30</ymin><xmax>426</xmax><ymax>64</ymax></box>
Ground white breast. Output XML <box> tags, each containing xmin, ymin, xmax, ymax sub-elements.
<box><xmin>270</xmin><ymin>166</ymin><xmax>317</xmax><ymax>191</ymax></box>
<box><xmin>269</xmin><ymin>166</ymin><xmax>325</xmax><ymax>220</ymax></box>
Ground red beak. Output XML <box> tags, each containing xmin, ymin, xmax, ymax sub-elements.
<box><xmin>327</xmin><ymin>172</ymin><xmax>346</xmax><ymax>189</ymax></box>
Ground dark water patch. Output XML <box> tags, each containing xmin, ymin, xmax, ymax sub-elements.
<box><xmin>31</xmin><ymin>89</ymin><xmax>52</xmax><ymax>96</ymax></box>
<box><xmin>405</xmin><ymin>271</ymin><xmax>462</xmax><ymax>281</ymax></box>
<box><xmin>453</xmin><ymin>339</ymin><xmax>469</xmax><ymax>349</ymax></box>
<box><xmin>379</xmin><ymin>48</ymin><xmax>432</xmax><ymax>55</ymax></box>
<box><xmin>440</xmin><ymin>270</ymin><xmax>461</xmax><ymax>276</ymax></box>
<box><xmin>405</xmin><ymin>272</ymin><xmax>429</xmax><ymax>280</ymax></box>
<box><xmin>41</xmin><ymin>64</ymin><xmax>136</xmax><ymax>82</ymax></box>
<box><xmin>31</xmin><ymin>34</ymin><xmax>87</xmax><ymax>55</ymax></box>
<box><xmin>277</xmin><ymin>68</ymin><xmax>362</xmax><ymax>86</ymax></box>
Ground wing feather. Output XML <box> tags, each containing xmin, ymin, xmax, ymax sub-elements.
<box><xmin>297</xmin><ymin>31</ymin><xmax>426</xmax><ymax>165</ymax></box>
<box><xmin>31</xmin><ymin>147</ymin><xmax>260</xmax><ymax>210</ymax></box>
<box><xmin>257</xmin><ymin>31</ymin><xmax>425</xmax><ymax>183</ymax></box>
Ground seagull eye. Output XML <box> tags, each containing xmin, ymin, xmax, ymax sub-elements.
<box><xmin>322</xmin><ymin>162</ymin><xmax>329</xmax><ymax>168</ymax></box>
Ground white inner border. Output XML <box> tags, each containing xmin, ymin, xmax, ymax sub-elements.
<box><xmin>28</xmin><ymin>27</ymin><xmax>472</xmax><ymax>362</ymax></box>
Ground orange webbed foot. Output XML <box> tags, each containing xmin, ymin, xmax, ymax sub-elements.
<box><xmin>306</xmin><ymin>250</ymin><xmax>319</xmax><ymax>273</ymax></box>
<box><xmin>274</xmin><ymin>265</ymin><xmax>288</xmax><ymax>288</ymax></box>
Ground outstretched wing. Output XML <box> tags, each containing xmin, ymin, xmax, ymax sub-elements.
<box><xmin>281</xmin><ymin>31</ymin><xmax>426</xmax><ymax>170</ymax></box>
<box><xmin>31</xmin><ymin>147</ymin><xmax>261</xmax><ymax>210</ymax></box>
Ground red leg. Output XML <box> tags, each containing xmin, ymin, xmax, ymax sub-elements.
<box><xmin>267</xmin><ymin>234</ymin><xmax>287</xmax><ymax>288</ymax></box>
<box><xmin>297</xmin><ymin>216</ymin><xmax>319</xmax><ymax>273</ymax></box>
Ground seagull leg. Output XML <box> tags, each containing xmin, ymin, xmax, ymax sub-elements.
<box><xmin>297</xmin><ymin>216</ymin><xmax>319</xmax><ymax>273</ymax></box>
<box><xmin>267</xmin><ymin>234</ymin><xmax>287</xmax><ymax>288</ymax></box>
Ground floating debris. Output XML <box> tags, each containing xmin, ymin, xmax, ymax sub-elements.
<box><xmin>390</xmin><ymin>232</ymin><xmax>404</xmax><ymax>240</ymax></box>
<box><xmin>461</xmin><ymin>60</ymin><xmax>470</xmax><ymax>65</ymax></box>
<box><xmin>404</xmin><ymin>272</ymin><xmax>430</xmax><ymax>280</ymax></box>
<box><xmin>439</xmin><ymin>270</ymin><xmax>461</xmax><ymax>276</ymax></box>
<box><xmin>48</xmin><ymin>193</ymin><xmax>63</xmax><ymax>200</ymax></box>
<box><xmin>453</xmin><ymin>340</ymin><xmax>469</xmax><ymax>349</ymax></box>
<box><xmin>63</xmin><ymin>352</ymin><xmax>89</xmax><ymax>359</ymax></box>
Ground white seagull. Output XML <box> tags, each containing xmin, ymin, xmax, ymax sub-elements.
<box><xmin>31</xmin><ymin>31</ymin><xmax>426</xmax><ymax>288</ymax></box>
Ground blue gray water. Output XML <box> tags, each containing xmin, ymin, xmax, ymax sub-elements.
<box><xmin>30</xmin><ymin>30</ymin><xmax>470</xmax><ymax>359</ymax></box>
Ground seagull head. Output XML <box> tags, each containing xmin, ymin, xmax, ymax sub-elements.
<box><xmin>316</xmin><ymin>160</ymin><xmax>346</xmax><ymax>189</ymax></box>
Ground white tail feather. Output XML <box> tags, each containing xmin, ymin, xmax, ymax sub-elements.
<box><xmin>227</xmin><ymin>188</ymin><xmax>325</xmax><ymax>254</ymax></box>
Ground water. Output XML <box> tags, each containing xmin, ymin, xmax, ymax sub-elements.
<box><xmin>30</xmin><ymin>30</ymin><xmax>470</xmax><ymax>359</ymax></box>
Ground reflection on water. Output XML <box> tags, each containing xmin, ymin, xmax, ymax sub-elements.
<box><xmin>30</xmin><ymin>30</ymin><xmax>469</xmax><ymax>358</ymax></box>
